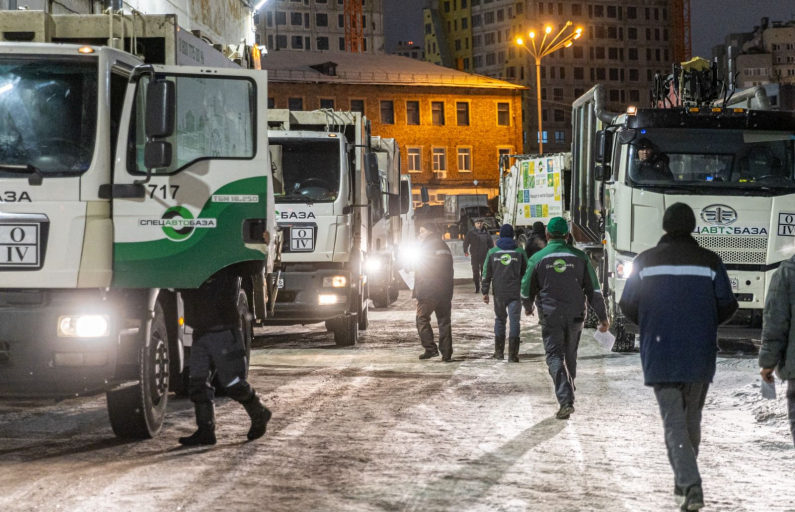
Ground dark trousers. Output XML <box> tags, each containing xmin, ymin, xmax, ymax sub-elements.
<box><xmin>416</xmin><ymin>298</ymin><xmax>453</xmax><ymax>358</ymax></box>
<box><xmin>471</xmin><ymin>259</ymin><xmax>485</xmax><ymax>289</ymax></box>
<box><xmin>653</xmin><ymin>383</ymin><xmax>710</xmax><ymax>491</ymax></box>
<box><xmin>540</xmin><ymin>314</ymin><xmax>583</xmax><ymax>406</ymax></box>
<box><xmin>494</xmin><ymin>297</ymin><xmax>522</xmax><ymax>338</ymax></box>
<box><xmin>789</xmin><ymin>380</ymin><xmax>795</xmax><ymax>446</ymax></box>
<box><xmin>188</xmin><ymin>328</ymin><xmax>254</xmax><ymax>404</ymax></box>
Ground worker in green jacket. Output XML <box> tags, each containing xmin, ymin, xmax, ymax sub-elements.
<box><xmin>760</xmin><ymin>255</ymin><xmax>795</xmax><ymax>446</ymax></box>
<box><xmin>521</xmin><ymin>217</ymin><xmax>609</xmax><ymax>419</ymax></box>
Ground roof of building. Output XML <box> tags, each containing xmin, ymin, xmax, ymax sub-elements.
<box><xmin>260</xmin><ymin>50</ymin><xmax>525</xmax><ymax>90</ymax></box>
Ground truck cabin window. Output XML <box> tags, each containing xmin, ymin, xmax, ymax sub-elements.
<box><xmin>0</xmin><ymin>57</ymin><xmax>98</xmax><ymax>177</ymax></box>
<box><xmin>627</xmin><ymin>129</ymin><xmax>795</xmax><ymax>191</ymax></box>
<box><xmin>269</xmin><ymin>139</ymin><xmax>341</xmax><ymax>202</ymax></box>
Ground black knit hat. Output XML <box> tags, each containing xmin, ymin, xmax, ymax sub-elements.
<box><xmin>532</xmin><ymin>221</ymin><xmax>546</xmax><ymax>234</ymax></box>
<box><xmin>662</xmin><ymin>203</ymin><xmax>696</xmax><ymax>235</ymax></box>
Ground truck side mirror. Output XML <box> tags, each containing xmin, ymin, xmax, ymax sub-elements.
<box><xmin>420</xmin><ymin>186</ymin><xmax>429</xmax><ymax>204</ymax></box>
<box><xmin>594</xmin><ymin>164</ymin><xmax>607</xmax><ymax>182</ymax></box>
<box><xmin>365</xmin><ymin>153</ymin><xmax>380</xmax><ymax>184</ymax></box>
<box><xmin>366</xmin><ymin>183</ymin><xmax>380</xmax><ymax>201</ymax></box>
<box><xmin>399</xmin><ymin>181</ymin><xmax>411</xmax><ymax>214</ymax></box>
<box><xmin>145</xmin><ymin>141</ymin><xmax>173</xmax><ymax>170</ymax></box>
<box><xmin>145</xmin><ymin>80</ymin><xmax>175</xmax><ymax>139</ymax></box>
<box><xmin>595</xmin><ymin>130</ymin><xmax>610</xmax><ymax>164</ymax></box>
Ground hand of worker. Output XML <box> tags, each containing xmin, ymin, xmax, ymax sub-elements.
<box><xmin>482</xmin><ymin>294</ymin><xmax>489</xmax><ymax>305</ymax></box>
<box><xmin>464</xmin><ymin>252</ymin><xmax>469</xmax><ymax>257</ymax></box>
<box><xmin>524</xmin><ymin>307</ymin><xmax>534</xmax><ymax>317</ymax></box>
<box><xmin>761</xmin><ymin>367</ymin><xmax>776</xmax><ymax>384</ymax></box>
<box><xmin>597</xmin><ymin>320</ymin><xmax>610</xmax><ymax>333</ymax></box>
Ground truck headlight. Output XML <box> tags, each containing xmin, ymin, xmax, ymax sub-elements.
<box><xmin>616</xmin><ymin>260</ymin><xmax>634</xmax><ymax>279</ymax></box>
<box><xmin>58</xmin><ymin>315</ymin><xmax>110</xmax><ymax>338</ymax></box>
<box><xmin>318</xmin><ymin>294</ymin><xmax>344</xmax><ymax>305</ymax></box>
<box><xmin>323</xmin><ymin>276</ymin><xmax>347</xmax><ymax>288</ymax></box>
<box><xmin>365</xmin><ymin>258</ymin><xmax>382</xmax><ymax>273</ymax></box>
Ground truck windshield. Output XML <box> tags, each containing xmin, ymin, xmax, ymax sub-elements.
<box><xmin>269</xmin><ymin>138</ymin><xmax>341</xmax><ymax>203</ymax></box>
<box><xmin>626</xmin><ymin>128</ymin><xmax>795</xmax><ymax>194</ymax></box>
<box><xmin>0</xmin><ymin>57</ymin><xmax>98</xmax><ymax>177</ymax></box>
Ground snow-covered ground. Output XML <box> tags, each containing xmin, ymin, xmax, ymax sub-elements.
<box><xmin>0</xmin><ymin>287</ymin><xmax>792</xmax><ymax>512</ymax></box>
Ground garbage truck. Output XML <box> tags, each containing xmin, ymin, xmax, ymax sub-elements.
<box><xmin>265</xmin><ymin>109</ymin><xmax>389</xmax><ymax>346</ymax></box>
<box><xmin>570</xmin><ymin>58</ymin><xmax>795</xmax><ymax>351</ymax></box>
<box><xmin>0</xmin><ymin>14</ymin><xmax>279</xmax><ymax>440</ymax></box>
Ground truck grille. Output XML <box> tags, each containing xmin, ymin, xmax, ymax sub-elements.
<box><xmin>693</xmin><ymin>235</ymin><xmax>768</xmax><ymax>264</ymax></box>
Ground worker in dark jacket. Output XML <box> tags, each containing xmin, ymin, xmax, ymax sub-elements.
<box><xmin>463</xmin><ymin>219</ymin><xmax>494</xmax><ymax>293</ymax></box>
<box><xmin>406</xmin><ymin>223</ymin><xmax>455</xmax><ymax>362</ymax></box>
<box><xmin>482</xmin><ymin>224</ymin><xmax>528</xmax><ymax>361</ymax></box>
<box><xmin>759</xmin><ymin>255</ymin><xmax>795</xmax><ymax>447</ymax></box>
<box><xmin>619</xmin><ymin>203</ymin><xmax>738</xmax><ymax>512</ymax></box>
<box><xmin>178</xmin><ymin>264</ymin><xmax>272</xmax><ymax>446</ymax></box>
<box><xmin>521</xmin><ymin>217</ymin><xmax>609</xmax><ymax>419</ymax></box>
<box><xmin>525</xmin><ymin>221</ymin><xmax>547</xmax><ymax>257</ymax></box>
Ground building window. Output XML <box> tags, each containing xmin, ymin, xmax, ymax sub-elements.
<box><xmin>554</xmin><ymin>109</ymin><xmax>564</xmax><ymax>122</ymax></box>
<box><xmin>432</xmin><ymin>147</ymin><xmax>447</xmax><ymax>177</ymax></box>
<box><xmin>351</xmin><ymin>99</ymin><xmax>365</xmax><ymax>115</ymax></box>
<box><xmin>407</xmin><ymin>148</ymin><xmax>422</xmax><ymax>172</ymax></box>
<box><xmin>380</xmin><ymin>100</ymin><xmax>394</xmax><ymax>124</ymax></box>
<box><xmin>316</xmin><ymin>13</ymin><xmax>328</xmax><ymax>27</ymax></box>
<box><xmin>275</xmin><ymin>11</ymin><xmax>287</xmax><ymax>25</ymax></box>
<box><xmin>432</xmin><ymin>101</ymin><xmax>445</xmax><ymax>125</ymax></box>
<box><xmin>537</xmin><ymin>131</ymin><xmax>549</xmax><ymax>144</ymax></box>
<box><xmin>317</xmin><ymin>37</ymin><xmax>329</xmax><ymax>51</ymax></box>
<box><xmin>291</xmin><ymin>12</ymin><xmax>302</xmax><ymax>26</ymax></box>
<box><xmin>457</xmin><ymin>147</ymin><xmax>472</xmax><ymax>172</ymax></box>
<box><xmin>456</xmin><ymin>102</ymin><xmax>470</xmax><ymax>126</ymax></box>
<box><xmin>497</xmin><ymin>103</ymin><xmax>510</xmax><ymax>126</ymax></box>
<box><xmin>555</xmin><ymin>131</ymin><xmax>565</xmax><ymax>143</ymax></box>
<box><xmin>320</xmin><ymin>98</ymin><xmax>335</xmax><ymax>110</ymax></box>
<box><xmin>288</xmin><ymin>98</ymin><xmax>303</xmax><ymax>111</ymax></box>
<box><xmin>268</xmin><ymin>97</ymin><xmax>275</xmax><ymax>109</ymax></box>
<box><xmin>406</xmin><ymin>101</ymin><xmax>420</xmax><ymax>125</ymax></box>
<box><xmin>291</xmin><ymin>35</ymin><xmax>304</xmax><ymax>49</ymax></box>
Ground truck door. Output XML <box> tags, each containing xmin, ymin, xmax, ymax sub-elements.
<box><xmin>111</xmin><ymin>66</ymin><xmax>271</xmax><ymax>289</ymax></box>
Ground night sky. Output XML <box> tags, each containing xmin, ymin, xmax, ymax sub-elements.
<box><xmin>385</xmin><ymin>0</ymin><xmax>795</xmax><ymax>58</ymax></box>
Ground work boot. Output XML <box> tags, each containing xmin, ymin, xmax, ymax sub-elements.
<box><xmin>508</xmin><ymin>337</ymin><xmax>521</xmax><ymax>362</ymax></box>
<box><xmin>419</xmin><ymin>348</ymin><xmax>440</xmax><ymax>360</ymax></box>
<box><xmin>492</xmin><ymin>336</ymin><xmax>505</xmax><ymax>359</ymax></box>
<box><xmin>241</xmin><ymin>392</ymin><xmax>272</xmax><ymax>441</ymax></box>
<box><xmin>682</xmin><ymin>485</ymin><xmax>704</xmax><ymax>511</ymax></box>
<box><xmin>674</xmin><ymin>483</ymin><xmax>685</xmax><ymax>507</ymax></box>
<box><xmin>179</xmin><ymin>403</ymin><xmax>217</xmax><ymax>446</ymax></box>
<box><xmin>555</xmin><ymin>404</ymin><xmax>575</xmax><ymax>420</ymax></box>
<box><xmin>474</xmin><ymin>281</ymin><xmax>481</xmax><ymax>293</ymax></box>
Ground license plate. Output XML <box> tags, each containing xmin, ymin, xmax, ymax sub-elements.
<box><xmin>290</xmin><ymin>227</ymin><xmax>314</xmax><ymax>252</ymax></box>
<box><xmin>0</xmin><ymin>224</ymin><xmax>40</xmax><ymax>267</ymax></box>
<box><xmin>729</xmin><ymin>276</ymin><xmax>739</xmax><ymax>292</ymax></box>
<box><xmin>278</xmin><ymin>278</ymin><xmax>284</xmax><ymax>289</ymax></box>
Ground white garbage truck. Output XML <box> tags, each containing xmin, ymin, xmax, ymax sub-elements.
<box><xmin>0</xmin><ymin>12</ymin><xmax>279</xmax><ymax>439</ymax></box>
<box><xmin>571</xmin><ymin>61</ymin><xmax>795</xmax><ymax>351</ymax></box>
<box><xmin>265</xmin><ymin>110</ymin><xmax>389</xmax><ymax>346</ymax></box>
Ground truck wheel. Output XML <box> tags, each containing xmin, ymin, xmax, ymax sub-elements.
<box><xmin>237</xmin><ymin>289</ymin><xmax>253</xmax><ymax>377</ymax></box>
<box><xmin>106</xmin><ymin>301</ymin><xmax>169</xmax><ymax>439</ymax></box>
<box><xmin>388</xmin><ymin>268</ymin><xmax>400</xmax><ymax>303</ymax></box>
<box><xmin>609</xmin><ymin>294</ymin><xmax>636</xmax><ymax>353</ymax></box>
<box><xmin>358</xmin><ymin>298</ymin><xmax>369</xmax><ymax>330</ymax></box>
<box><xmin>333</xmin><ymin>314</ymin><xmax>358</xmax><ymax>347</ymax></box>
<box><xmin>372</xmin><ymin>289</ymin><xmax>389</xmax><ymax>309</ymax></box>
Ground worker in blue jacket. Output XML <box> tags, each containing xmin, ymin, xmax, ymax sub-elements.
<box><xmin>619</xmin><ymin>203</ymin><xmax>738</xmax><ymax>512</ymax></box>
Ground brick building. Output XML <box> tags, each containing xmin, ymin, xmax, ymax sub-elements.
<box><xmin>260</xmin><ymin>51</ymin><xmax>525</xmax><ymax>203</ymax></box>
<box><xmin>423</xmin><ymin>0</ymin><xmax>677</xmax><ymax>154</ymax></box>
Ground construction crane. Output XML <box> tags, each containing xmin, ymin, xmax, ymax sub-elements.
<box><xmin>673</xmin><ymin>0</ymin><xmax>692</xmax><ymax>62</ymax></box>
<box><xmin>344</xmin><ymin>0</ymin><xmax>364</xmax><ymax>53</ymax></box>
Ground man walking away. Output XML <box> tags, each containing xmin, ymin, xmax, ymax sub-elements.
<box><xmin>759</xmin><ymin>254</ymin><xmax>795</xmax><ymax>447</ymax></box>
<box><xmin>406</xmin><ymin>223</ymin><xmax>455</xmax><ymax>362</ymax></box>
<box><xmin>525</xmin><ymin>221</ymin><xmax>547</xmax><ymax>258</ymax></box>
<box><xmin>463</xmin><ymin>219</ymin><xmax>494</xmax><ymax>292</ymax></box>
<box><xmin>179</xmin><ymin>265</ymin><xmax>272</xmax><ymax>446</ymax></box>
<box><xmin>521</xmin><ymin>217</ymin><xmax>609</xmax><ymax>419</ymax></box>
<box><xmin>482</xmin><ymin>224</ymin><xmax>528</xmax><ymax>362</ymax></box>
<box><xmin>619</xmin><ymin>203</ymin><xmax>738</xmax><ymax>511</ymax></box>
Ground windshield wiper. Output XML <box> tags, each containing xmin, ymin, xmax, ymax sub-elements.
<box><xmin>0</xmin><ymin>164</ymin><xmax>44</xmax><ymax>186</ymax></box>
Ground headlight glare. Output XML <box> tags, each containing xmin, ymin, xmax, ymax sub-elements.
<box><xmin>323</xmin><ymin>276</ymin><xmax>347</xmax><ymax>288</ymax></box>
<box><xmin>616</xmin><ymin>260</ymin><xmax>634</xmax><ymax>279</ymax></box>
<box><xmin>318</xmin><ymin>294</ymin><xmax>342</xmax><ymax>305</ymax></box>
<box><xmin>58</xmin><ymin>315</ymin><xmax>110</xmax><ymax>338</ymax></box>
<box><xmin>365</xmin><ymin>258</ymin><xmax>382</xmax><ymax>272</ymax></box>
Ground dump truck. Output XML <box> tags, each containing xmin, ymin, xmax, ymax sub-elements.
<box><xmin>265</xmin><ymin>109</ymin><xmax>389</xmax><ymax>346</ymax></box>
<box><xmin>0</xmin><ymin>11</ymin><xmax>278</xmax><ymax>439</ymax></box>
<box><xmin>571</xmin><ymin>59</ymin><xmax>795</xmax><ymax>351</ymax></box>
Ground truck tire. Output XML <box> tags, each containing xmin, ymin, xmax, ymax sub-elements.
<box><xmin>237</xmin><ymin>289</ymin><xmax>253</xmax><ymax>377</ymax></box>
<box><xmin>333</xmin><ymin>314</ymin><xmax>358</xmax><ymax>347</ymax></box>
<box><xmin>388</xmin><ymin>265</ymin><xmax>400</xmax><ymax>303</ymax></box>
<box><xmin>106</xmin><ymin>301</ymin><xmax>169</xmax><ymax>439</ymax></box>
<box><xmin>609</xmin><ymin>293</ymin><xmax>636</xmax><ymax>353</ymax></box>
<box><xmin>358</xmin><ymin>297</ymin><xmax>369</xmax><ymax>330</ymax></box>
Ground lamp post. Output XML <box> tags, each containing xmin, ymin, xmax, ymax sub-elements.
<box><xmin>517</xmin><ymin>22</ymin><xmax>582</xmax><ymax>154</ymax></box>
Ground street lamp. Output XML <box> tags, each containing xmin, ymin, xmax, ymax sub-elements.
<box><xmin>517</xmin><ymin>22</ymin><xmax>583</xmax><ymax>154</ymax></box>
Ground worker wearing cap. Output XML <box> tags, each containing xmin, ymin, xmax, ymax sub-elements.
<box><xmin>521</xmin><ymin>217</ymin><xmax>610</xmax><ymax>420</ymax></box>
<box><xmin>632</xmin><ymin>138</ymin><xmax>673</xmax><ymax>182</ymax></box>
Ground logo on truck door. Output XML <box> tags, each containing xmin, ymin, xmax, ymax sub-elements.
<box><xmin>700</xmin><ymin>205</ymin><xmax>737</xmax><ymax>226</ymax></box>
<box><xmin>139</xmin><ymin>206</ymin><xmax>217</xmax><ymax>242</ymax></box>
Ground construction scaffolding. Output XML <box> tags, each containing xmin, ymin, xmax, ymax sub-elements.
<box><xmin>344</xmin><ymin>0</ymin><xmax>364</xmax><ymax>53</ymax></box>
